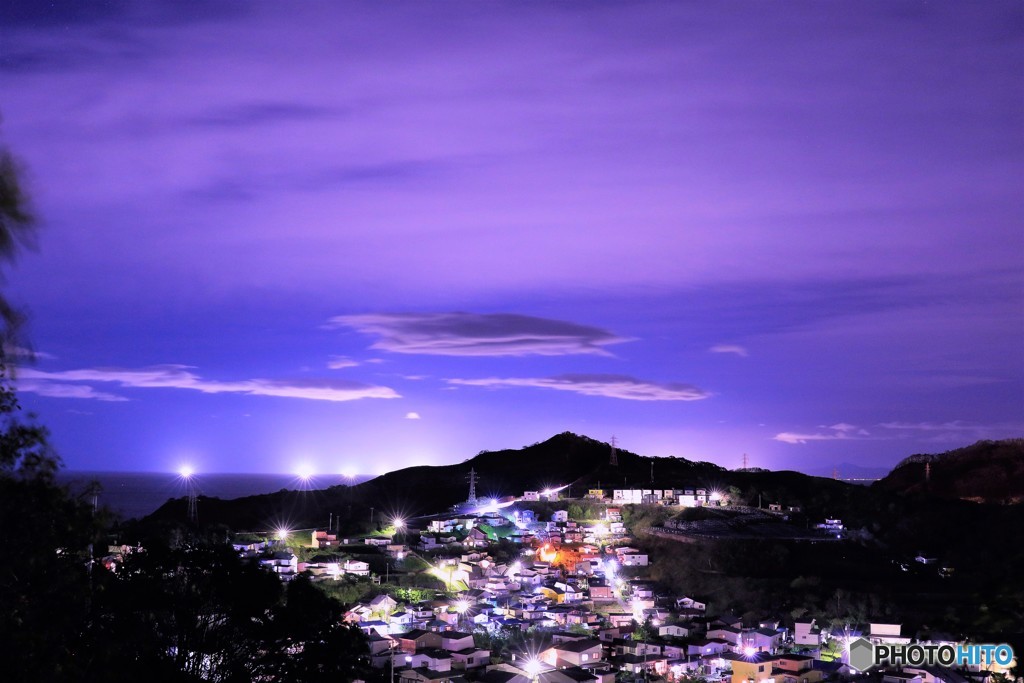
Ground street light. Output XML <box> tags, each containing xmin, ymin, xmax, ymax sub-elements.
<box><xmin>524</xmin><ymin>657</ymin><xmax>541</xmax><ymax>682</ymax></box>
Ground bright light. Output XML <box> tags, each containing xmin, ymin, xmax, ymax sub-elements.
<box><xmin>710</xmin><ymin>490</ymin><xmax>723</xmax><ymax>501</ymax></box>
<box><xmin>275</xmin><ymin>527</ymin><xmax>290</xmax><ymax>541</ymax></box>
<box><xmin>744</xmin><ymin>646</ymin><xmax>757</xmax><ymax>657</ymax></box>
<box><xmin>393</xmin><ymin>518</ymin><xmax>405</xmax><ymax>530</ymax></box>
<box><xmin>511</xmin><ymin>561</ymin><xmax>522</xmax><ymax>574</ymax></box>
<box><xmin>454</xmin><ymin>598</ymin><xmax>471</xmax><ymax>614</ymax></box>
<box><xmin>178</xmin><ymin>465</ymin><xmax>194</xmax><ymax>479</ymax></box>
<box><xmin>341</xmin><ymin>467</ymin><xmax>357</xmax><ymax>480</ymax></box>
<box><xmin>296</xmin><ymin>464</ymin><xmax>314</xmax><ymax>481</ymax></box>
<box><xmin>524</xmin><ymin>658</ymin><xmax>541</xmax><ymax>679</ymax></box>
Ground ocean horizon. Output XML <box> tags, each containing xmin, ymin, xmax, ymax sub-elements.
<box><xmin>57</xmin><ymin>471</ymin><xmax>374</xmax><ymax>521</ymax></box>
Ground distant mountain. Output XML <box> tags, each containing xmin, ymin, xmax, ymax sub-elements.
<box><xmin>806</xmin><ymin>462</ymin><xmax>892</xmax><ymax>480</ymax></box>
<box><xmin>873</xmin><ymin>439</ymin><xmax>1024</xmax><ymax>503</ymax></box>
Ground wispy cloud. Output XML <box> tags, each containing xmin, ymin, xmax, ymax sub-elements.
<box><xmin>17</xmin><ymin>379</ymin><xmax>128</xmax><ymax>402</ymax></box>
<box><xmin>405</xmin><ymin>411</ymin><xmax>421</xmax><ymax>420</ymax></box>
<box><xmin>3</xmin><ymin>344</ymin><xmax>56</xmax><ymax>361</ymax></box>
<box><xmin>18</xmin><ymin>366</ymin><xmax>399</xmax><ymax>402</ymax></box>
<box><xmin>709</xmin><ymin>344</ymin><xmax>748</xmax><ymax>357</ymax></box>
<box><xmin>327</xmin><ymin>356</ymin><xmax>359</xmax><ymax>370</ymax></box>
<box><xmin>448</xmin><ymin>374</ymin><xmax>709</xmax><ymax>401</ymax></box>
<box><xmin>878</xmin><ymin>420</ymin><xmax>1024</xmax><ymax>444</ymax></box>
<box><xmin>328</xmin><ymin>313</ymin><xmax>631</xmax><ymax>357</ymax></box>
<box><xmin>774</xmin><ymin>423</ymin><xmax>871</xmax><ymax>444</ymax></box>
<box><xmin>881</xmin><ymin>420</ymin><xmax>985</xmax><ymax>432</ymax></box>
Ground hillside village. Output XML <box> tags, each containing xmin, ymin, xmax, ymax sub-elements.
<box><xmin>188</xmin><ymin>474</ymin><xmax>1018</xmax><ymax>683</ymax></box>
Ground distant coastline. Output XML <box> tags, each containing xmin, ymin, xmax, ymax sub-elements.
<box><xmin>57</xmin><ymin>471</ymin><xmax>374</xmax><ymax>520</ymax></box>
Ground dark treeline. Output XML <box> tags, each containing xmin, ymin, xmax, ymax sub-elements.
<box><xmin>0</xmin><ymin>398</ymin><xmax>371</xmax><ymax>682</ymax></box>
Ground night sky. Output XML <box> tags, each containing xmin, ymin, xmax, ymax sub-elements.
<box><xmin>2</xmin><ymin>1</ymin><xmax>1021</xmax><ymax>475</ymax></box>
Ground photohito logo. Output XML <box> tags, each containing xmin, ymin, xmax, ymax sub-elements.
<box><xmin>847</xmin><ymin>638</ymin><xmax>1015</xmax><ymax>672</ymax></box>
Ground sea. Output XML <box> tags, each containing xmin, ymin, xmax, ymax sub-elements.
<box><xmin>56</xmin><ymin>471</ymin><xmax>373</xmax><ymax>520</ymax></box>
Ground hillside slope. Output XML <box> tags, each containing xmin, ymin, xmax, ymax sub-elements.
<box><xmin>873</xmin><ymin>438</ymin><xmax>1024</xmax><ymax>503</ymax></box>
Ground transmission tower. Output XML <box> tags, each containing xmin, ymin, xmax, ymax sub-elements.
<box><xmin>610</xmin><ymin>436</ymin><xmax>618</xmax><ymax>466</ymax></box>
<box><xmin>741</xmin><ymin>453</ymin><xmax>749</xmax><ymax>471</ymax></box>
<box><xmin>467</xmin><ymin>468</ymin><xmax>478</xmax><ymax>504</ymax></box>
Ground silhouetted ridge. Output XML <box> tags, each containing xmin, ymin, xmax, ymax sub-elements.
<box><xmin>874</xmin><ymin>438</ymin><xmax>1024</xmax><ymax>503</ymax></box>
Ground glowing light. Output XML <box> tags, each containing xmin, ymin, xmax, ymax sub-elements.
<box><xmin>275</xmin><ymin>527</ymin><xmax>290</xmax><ymax>541</ymax></box>
<box><xmin>710</xmin><ymin>490</ymin><xmax>723</xmax><ymax>501</ymax></box>
<box><xmin>454</xmin><ymin>598</ymin><xmax>471</xmax><ymax>614</ymax></box>
<box><xmin>538</xmin><ymin>544</ymin><xmax>558</xmax><ymax>563</ymax></box>
<box><xmin>744</xmin><ymin>646</ymin><xmax>757</xmax><ymax>657</ymax></box>
<box><xmin>296</xmin><ymin>464</ymin><xmax>314</xmax><ymax>481</ymax></box>
<box><xmin>341</xmin><ymin>467</ymin><xmax>357</xmax><ymax>480</ymax></box>
<box><xmin>178</xmin><ymin>465</ymin><xmax>194</xmax><ymax>479</ymax></box>
<box><xmin>393</xmin><ymin>518</ymin><xmax>405</xmax><ymax>530</ymax></box>
<box><xmin>524</xmin><ymin>658</ymin><xmax>541</xmax><ymax>679</ymax></box>
<box><xmin>511</xmin><ymin>561</ymin><xmax>522</xmax><ymax>574</ymax></box>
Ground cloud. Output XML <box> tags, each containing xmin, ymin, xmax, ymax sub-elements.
<box><xmin>17</xmin><ymin>379</ymin><xmax>128</xmax><ymax>402</ymax></box>
<box><xmin>448</xmin><ymin>374</ymin><xmax>709</xmax><ymax>401</ymax></box>
<box><xmin>880</xmin><ymin>420</ymin><xmax>980</xmax><ymax>432</ymax></box>
<box><xmin>327</xmin><ymin>356</ymin><xmax>359</xmax><ymax>370</ymax></box>
<box><xmin>878</xmin><ymin>420</ymin><xmax>1024</xmax><ymax>443</ymax></box>
<box><xmin>405</xmin><ymin>411</ymin><xmax>421</xmax><ymax>420</ymax></box>
<box><xmin>17</xmin><ymin>366</ymin><xmax>399</xmax><ymax>402</ymax></box>
<box><xmin>709</xmin><ymin>344</ymin><xmax>748</xmax><ymax>357</ymax></box>
<box><xmin>774</xmin><ymin>423</ymin><xmax>871</xmax><ymax>444</ymax></box>
<box><xmin>3</xmin><ymin>344</ymin><xmax>56</xmax><ymax>361</ymax></box>
<box><xmin>328</xmin><ymin>312</ymin><xmax>631</xmax><ymax>357</ymax></box>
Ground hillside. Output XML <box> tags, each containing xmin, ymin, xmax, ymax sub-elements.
<box><xmin>873</xmin><ymin>438</ymin><xmax>1024</xmax><ymax>503</ymax></box>
<box><xmin>143</xmin><ymin>432</ymin><xmax>856</xmax><ymax>530</ymax></box>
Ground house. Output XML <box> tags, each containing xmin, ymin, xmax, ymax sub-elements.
<box><xmin>451</xmin><ymin>647</ymin><xmax>491</xmax><ymax>670</ymax></box>
<box><xmin>723</xmin><ymin>652</ymin><xmax>775</xmax><ymax>683</ymax></box>
<box><xmin>440</xmin><ymin>631</ymin><xmax>476</xmax><ymax>652</ymax></box>
<box><xmin>605</xmin><ymin>508</ymin><xmax>622</xmax><ymax>522</ymax></box>
<box><xmin>344</xmin><ymin>559</ymin><xmax>370</xmax><ymax>576</ymax></box>
<box><xmin>407</xmin><ymin>648</ymin><xmax>453</xmax><ymax>672</ymax></box>
<box><xmin>771</xmin><ymin>654</ymin><xmax>823</xmax><ymax>683</ymax></box>
<box><xmin>370</xmin><ymin>594</ymin><xmax>399</xmax><ymax>617</ymax></box>
<box><xmin>706</xmin><ymin>626</ymin><xmax>741</xmax><ymax>646</ymax></box>
<box><xmin>552</xmin><ymin>510</ymin><xmax>569</xmax><ymax>523</ymax></box>
<box><xmin>676</xmin><ymin>596</ymin><xmax>707</xmax><ymax>612</ymax></box>
<box><xmin>311</xmin><ymin>529</ymin><xmax>339</xmax><ymax>548</ymax></box>
<box><xmin>398</xmin><ymin>629</ymin><xmax>443</xmax><ymax>653</ymax></box>
<box><xmin>659</xmin><ymin>624</ymin><xmax>692</xmax><ymax>639</ymax></box>
<box><xmin>588</xmin><ymin>578</ymin><xmax>613</xmax><ymax>601</ymax></box>
<box><xmin>794</xmin><ymin>620</ymin><xmax>822</xmax><ymax>647</ymax></box>
<box><xmin>687</xmin><ymin>639</ymin><xmax>731</xmax><ymax>657</ymax></box>
<box><xmin>522</xmin><ymin>491</ymin><xmax>541</xmax><ymax>502</ymax></box>
<box><xmin>618</xmin><ymin>551</ymin><xmax>648</xmax><ymax>567</ymax></box>
<box><xmin>869</xmin><ymin>623</ymin><xmax>910</xmax><ymax>645</ymax></box>
<box><xmin>398</xmin><ymin>667</ymin><xmax>463</xmax><ymax>683</ymax></box>
<box><xmin>259</xmin><ymin>551</ymin><xmax>298</xmax><ymax>577</ymax></box>
<box><xmin>540</xmin><ymin>639</ymin><xmax>604</xmax><ymax>668</ymax></box>
<box><xmin>743</xmin><ymin>627</ymin><xmax>783</xmax><ymax>653</ymax></box>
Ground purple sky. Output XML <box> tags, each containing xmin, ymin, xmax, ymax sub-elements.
<box><xmin>1</xmin><ymin>1</ymin><xmax>1021</xmax><ymax>475</ymax></box>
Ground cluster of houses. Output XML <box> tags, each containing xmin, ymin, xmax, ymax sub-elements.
<box><xmin>232</xmin><ymin>493</ymin><xmax>1011</xmax><ymax>683</ymax></box>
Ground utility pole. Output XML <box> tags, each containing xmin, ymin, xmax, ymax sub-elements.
<box><xmin>742</xmin><ymin>453</ymin><xmax>749</xmax><ymax>471</ymax></box>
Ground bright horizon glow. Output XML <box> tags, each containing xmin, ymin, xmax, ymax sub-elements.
<box><xmin>178</xmin><ymin>465</ymin><xmax>194</xmax><ymax>479</ymax></box>
<box><xmin>295</xmin><ymin>464</ymin><xmax>314</xmax><ymax>481</ymax></box>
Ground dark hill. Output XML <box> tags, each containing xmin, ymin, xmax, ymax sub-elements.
<box><xmin>143</xmin><ymin>432</ymin><xmax>857</xmax><ymax>531</ymax></box>
<box><xmin>873</xmin><ymin>438</ymin><xmax>1024</xmax><ymax>503</ymax></box>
